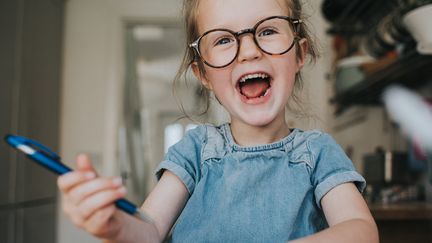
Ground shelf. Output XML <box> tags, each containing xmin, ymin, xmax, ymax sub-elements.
<box><xmin>331</xmin><ymin>52</ymin><xmax>432</xmax><ymax>115</ymax></box>
<box><xmin>325</xmin><ymin>0</ymin><xmax>397</xmax><ymax>35</ymax></box>
<box><xmin>369</xmin><ymin>202</ymin><xmax>432</xmax><ymax>220</ymax></box>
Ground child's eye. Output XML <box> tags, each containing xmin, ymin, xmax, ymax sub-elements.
<box><xmin>215</xmin><ymin>37</ymin><xmax>234</xmax><ymax>46</ymax></box>
<box><xmin>258</xmin><ymin>28</ymin><xmax>277</xmax><ymax>37</ymax></box>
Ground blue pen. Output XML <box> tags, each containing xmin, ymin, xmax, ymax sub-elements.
<box><xmin>4</xmin><ymin>134</ymin><xmax>154</xmax><ymax>224</ymax></box>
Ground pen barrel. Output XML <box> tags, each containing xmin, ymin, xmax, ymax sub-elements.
<box><xmin>115</xmin><ymin>199</ymin><xmax>137</xmax><ymax>215</ymax></box>
<box><xmin>31</xmin><ymin>152</ymin><xmax>72</xmax><ymax>175</ymax></box>
<box><xmin>4</xmin><ymin>135</ymin><xmax>144</xmax><ymax>221</ymax></box>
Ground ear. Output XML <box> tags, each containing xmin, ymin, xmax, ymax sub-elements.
<box><xmin>296</xmin><ymin>38</ymin><xmax>308</xmax><ymax>71</ymax></box>
<box><xmin>192</xmin><ymin>62</ymin><xmax>213</xmax><ymax>90</ymax></box>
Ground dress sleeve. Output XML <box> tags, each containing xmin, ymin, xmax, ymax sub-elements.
<box><xmin>154</xmin><ymin>125</ymin><xmax>206</xmax><ymax>194</ymax></box>
<box><xmin>308</xmin><ymin>133</ymin><xmax>366</xmax><ymax>208</ymax></box>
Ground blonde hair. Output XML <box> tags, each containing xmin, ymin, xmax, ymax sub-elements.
<box><xmin>174</xmin><ymin>0</ymin><xmax>319</xmax><ymax>119</ymax></box>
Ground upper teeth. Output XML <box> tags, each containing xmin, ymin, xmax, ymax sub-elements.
<box><xmin>239</xmin><ymin>73</ymin><xmax>269</xmax><ymax>83</ymax></box>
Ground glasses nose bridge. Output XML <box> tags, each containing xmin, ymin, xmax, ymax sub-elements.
<box><xmin>234</xmin><ymin>27</ymin><xmax>259</xmax><ymax>50</ymax></box>
<box><xmin>235</xmin><ymin>27</ymin><xmax>255</xmax><ymax>38</ymax></box>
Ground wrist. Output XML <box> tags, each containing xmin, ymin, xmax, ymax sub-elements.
<box><xmin>110</xmin><ymin>211</ymin><xmax>134</xmax><ymax>242</ymax></box>
<box><xmin>107</xmin><ymin>211</ymin><xmax>161</xmax><ymax>243</ymax></box>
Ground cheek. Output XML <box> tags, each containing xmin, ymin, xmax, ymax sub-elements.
<box><xmin>275</xmin><ymin>56</ymin><xmax>299</xmax><ymax>78</ymax></box>
<box><xmin>205</xmin><ymin>68</ymin><xmax>232</xmax><ymax>87</ymax></box>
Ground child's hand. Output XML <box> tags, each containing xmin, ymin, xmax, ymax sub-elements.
<box><xmin>57</xmin><ymin>154</ymin><xmax>127</xmax><ymax>239</ymax></box>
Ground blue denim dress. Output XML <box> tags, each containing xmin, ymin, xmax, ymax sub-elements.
<box><xmin>155</xmin><ymin>123</ymin><xmax>365</xmax><ymax>242</ymax></box>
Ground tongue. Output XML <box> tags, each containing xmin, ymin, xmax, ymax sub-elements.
<box><xmin>240</xmin><ymin>79</ymin><xmax>270</xmax><ymax>99</ymax></box>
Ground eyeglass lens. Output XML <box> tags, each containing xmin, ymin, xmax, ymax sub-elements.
<box><xmin>198</xmin><ymin>17</ymin><xmax>296</xmax><ymax>68</ymax></box>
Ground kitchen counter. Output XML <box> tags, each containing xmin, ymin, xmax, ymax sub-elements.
<box><xmin>368</xmin><ymin>202</ymin><xmax>432</xmax><ymax>243</ymax></box>
<box><xmin>369</xmin><ymin>202</ymin><xmax>432</xmax><ymax>220</ymax></box>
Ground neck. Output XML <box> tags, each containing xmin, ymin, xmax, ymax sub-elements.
<box><xmin>230</xmin><ymin>115</ymin><xmax>290</xmax><ymax>146</ymax></box>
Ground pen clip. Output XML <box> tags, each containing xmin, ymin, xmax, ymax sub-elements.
<box><xmin>6</xmin><ymin>135</ymin><xmax>61</xmax><ymax>161</ymax></box>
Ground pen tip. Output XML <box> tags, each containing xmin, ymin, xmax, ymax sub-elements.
<box><xmin>4</xmin><ymin>134</ymin><xmax>11</xmax><ymax>142</ymax></box>
<box><xmin>135</xmin><ymin>210</ymin><xmax>155</xmax><ymax>224</ymax></box>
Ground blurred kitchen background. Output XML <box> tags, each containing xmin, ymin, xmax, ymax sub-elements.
<box><xmin>1</xmin><ymin>0</ymin><xmax>432</xmax><ymax>242</ymax></box>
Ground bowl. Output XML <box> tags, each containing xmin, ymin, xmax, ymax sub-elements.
<box><xmin>334</xmin><ymin>55</ymin><xmax>374</xmax><ymax>93</ymax></box>
<box><xmin>402</xmin><ymin>4</ymin><xmax>432</xmax><ymax>54</ymax></box>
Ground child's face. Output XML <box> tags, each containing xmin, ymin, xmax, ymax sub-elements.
<box><xmin>193</xmin><ymin>0</ymin><xmax>306</xmax><ymax>127</ymax></box>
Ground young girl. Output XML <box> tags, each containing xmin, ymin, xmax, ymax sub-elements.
<box><xmin>58</xmin><ymin>0</ymin><xmax>379</xmax><ymax>242</ymax></box>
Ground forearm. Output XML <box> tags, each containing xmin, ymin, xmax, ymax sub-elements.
<box><xmin>103</xmin><ymin>212</ymin><xmax>162</xmax><ymax>243</ymax></box>
<box><xmin>289</xmin><ymin>218</ymin><xmax>379</xmax><ymax>243</ymax></box>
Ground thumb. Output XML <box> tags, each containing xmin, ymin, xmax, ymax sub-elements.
<box><xmin>76</xmin><ymin>153</ymin><xmax>98</xmax><ymax>175</ymax></box>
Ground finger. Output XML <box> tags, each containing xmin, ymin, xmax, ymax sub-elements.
<box><xmin>69</xmin><ymin>207</ymin><xmax>85</xmax><ymax>228</ymax></box>
<box><xmin>76</xmin><ymin>154</ymin><xmax>98</xmax><ymax>175</ymax></box>
<box><xmin>61</xmin><ymin>194</ymin><xmax>73</xmax><ymax>216</ymax></box>
<box><xmin>84</xmin><ymin>205</ymin><xmax>118</xmax><ymax>237</ymax></box>
<box><xmin>64</xmin><ymin>197</ymin><xmax>119</xmax><ymax>236</ymax></box>
<box><xmin>68</xmin><ymin>177</ymin><xmax>123</xmax><ymax>205</ymax></box>
<box><xmin>78</xmin><ymin>186</ymin><xmax>127</xmax><ymax>220</ymax></box>
<box><xmin>57</xmin><ymin>171</ymin><xmax>96</xmax><ymax>192</ymax></box>
<box><xmin>61</xmin><ymin>195</ymin><xmax>86</xmax><ymax>228</ymax></box>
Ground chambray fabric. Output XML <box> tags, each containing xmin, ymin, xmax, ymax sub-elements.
<box><xmin>155</xmin><ymin>123</ymin><xmax>365</xmax><ymax>243</ymax></box>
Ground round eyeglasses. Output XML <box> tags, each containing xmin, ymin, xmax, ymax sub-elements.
<box><xmin>189</xmin><ymin>16</ymin><xmax>302</xmax><ymax>68</ymax></box>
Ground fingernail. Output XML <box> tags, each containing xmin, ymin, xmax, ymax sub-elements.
<box><xmin>112</xmin><ymin>177</ymin><xmax>122</xmax><ymax>186</ymax></box>
<box><xmin>117</xmin><ymin>186</ymin><xmax>127</xmax><ymax>194</ymax></box>
<box><xmin>85</xmin><ymin>172</ymin><xmax>96</xmax><ymax>179</ymax></box>
<box><xmin>77</xmin><ymin>154</ymin><xmax>87</xmax><ymax>161</ymax></box>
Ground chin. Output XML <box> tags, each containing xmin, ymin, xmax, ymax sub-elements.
<box><xmin>239</xmin><ymin>113</ymin><xmax>279</xmax><ymax>127</ymax></box>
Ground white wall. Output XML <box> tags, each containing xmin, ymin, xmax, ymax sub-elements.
<box><xmin>59</xmin><ymin>1</ymin><xmax>181</xmax><ymax>242</ymax></box>
<box><xmin>293</xmin><ymin>0</ymin><xmax>333</xmax><ymax>131</ymax></box>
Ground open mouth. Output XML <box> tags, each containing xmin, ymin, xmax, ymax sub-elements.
<box><xmin>237</xmin><ymin>72</ymin><xmax>272</xmax><ymax>100</ymax></box>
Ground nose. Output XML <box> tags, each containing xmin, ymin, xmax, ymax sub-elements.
<box><xmin>237</xmin><ymin>34</ymin><xmax>262</xmax><ymax>63</ymax></box>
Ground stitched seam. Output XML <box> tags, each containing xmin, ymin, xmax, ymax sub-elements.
<box><xmin>200</xmin><ymin>125</ymin><xmax>208</xmax><ymax>167</ymax></box>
